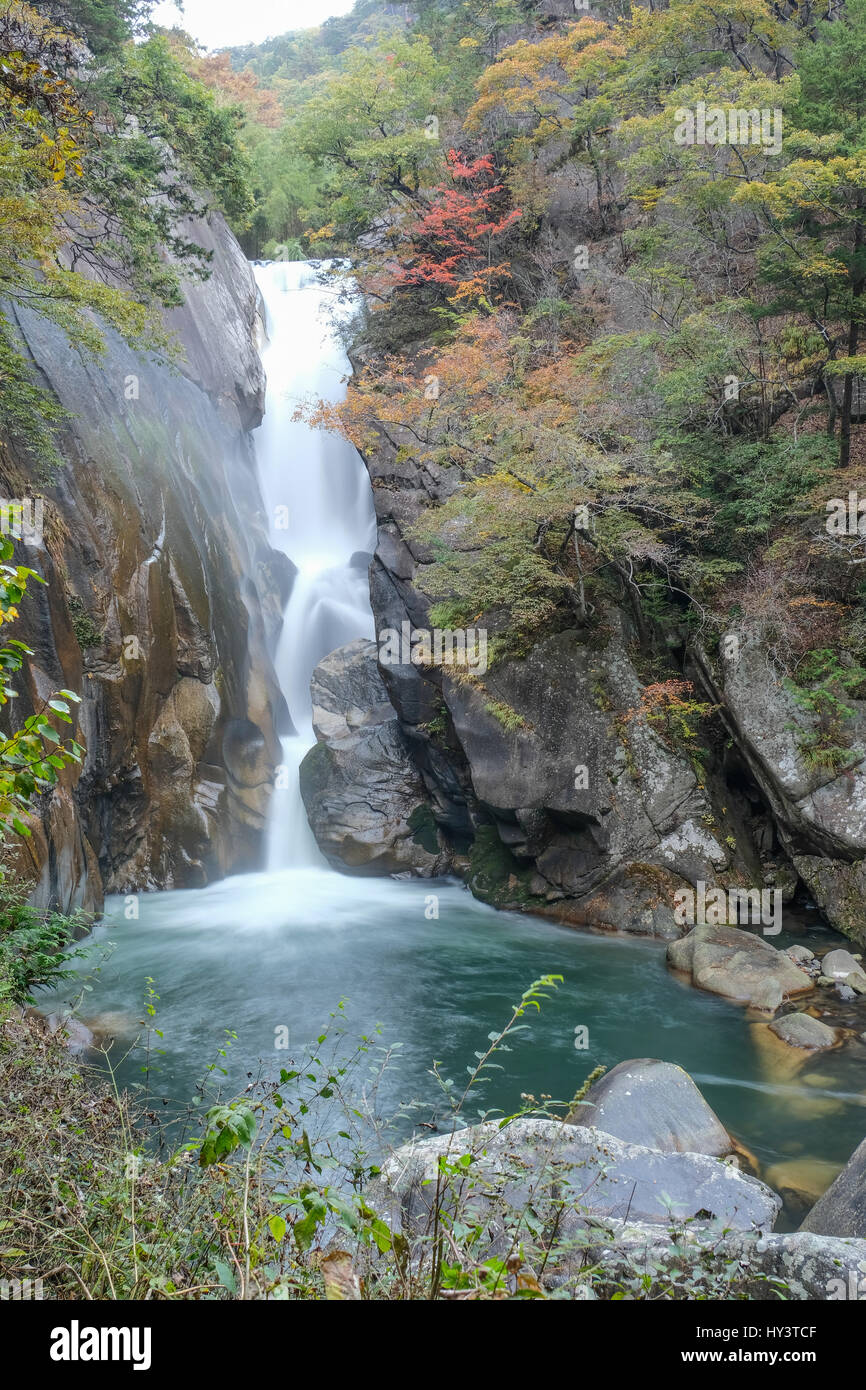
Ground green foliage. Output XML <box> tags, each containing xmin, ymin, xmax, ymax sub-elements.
<box><xmin>199</xmin><ymin>1102</ymin><xmax>257</xmax><ymax>1167</ymax></box>
<box><xmin>294</xmin><ymin>33</ymin><xmax>448</xmax><ymax>243</ymax></box>
<box><xmin>240</xmin><ymin>120</ymin><xmax>327</xmax><ymax>257</ymax></box>
<box><xmin>32</xmin><ymin>0</ymin><xmax>155</xmax><ymax>56</ymax></box>
<box><xmin>0</xmin><ymin>6</ymin><xmax>253</xmax><ymax>469</ymax></box>
<box><xmin>0</xmin><ymin>880</ymin><xmax>87</xmax><ymax>1003</ymax></box>
<box><xmin>785</xmin><ymin>648</ymin><xmax>866</xmax><ymax>772</ymax></box>
<box><xmin>0</xmin><ymin>537</ymin><xmax>83</xmax><ymax>840</ymax></box>
<box><xmin>0</xmin><ymin>319</ymin><xmax>68</xmax><ymax>476</ymax></box>
<box><xmin>483</xmin><ymin>695</ymin><xmax>528</xmax><ymax>732</ymax></box>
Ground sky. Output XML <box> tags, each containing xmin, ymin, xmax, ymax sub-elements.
<box><xmin>149</xmin><ymin>0</ymin><xmax>357</xmax><ymax>50</ymax></box>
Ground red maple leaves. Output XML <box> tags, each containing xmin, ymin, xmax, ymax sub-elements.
<box><xmin>394</xmin><ymin>149</ymin><xmax>521</xmax><ymax>302</ymax></box>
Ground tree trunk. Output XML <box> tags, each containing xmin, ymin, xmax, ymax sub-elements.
<box><xmin>840</xmin><ymin>219</ymin><xmax>864</xmax><ymax>469</ymax></box>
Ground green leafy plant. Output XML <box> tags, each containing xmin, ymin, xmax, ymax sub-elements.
<box><xmin>0</xmin><ymin>538</ymin><xmax>83</xmax><ymax>840</ymax></box>
<box><xmin>785</xmin><ymin>648</ymin><xmax>866</xmax><ymax>772</ymax></box>
<box><xmin>0</xmin><ymin>881</ymin><xmax>88</xmax><ymax>1003</ymax></box>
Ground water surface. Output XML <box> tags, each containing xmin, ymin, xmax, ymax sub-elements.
<box><xmin>49</xmin><ymin>869</ymin><xmax>866</xmax><ymax>1215</ymax></box>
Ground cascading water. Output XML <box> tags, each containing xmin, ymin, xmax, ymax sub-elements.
<box><xmin>252</xmin><ymin>261</ymin><xmax>377</xmax><ymax>867</ymax></box>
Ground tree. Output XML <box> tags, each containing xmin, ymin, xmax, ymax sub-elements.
<box><xmin>467</xmin><ymin>18</ymin><xmax>624</xmax><ymax>230</ymax></box>
<box><xmin>390</xmin><ymin>149</ymin><xmax>521</xmax><ymax>308</ymax></box>
<box><xmin>296</xmin><ymin>34</ymin><xmax>448</xmax><ymax>243</ymax></box>
<box><xmin>30</xmin><ymin>0</ymin><xmax>155</xmax><ymax>56</ymax></box>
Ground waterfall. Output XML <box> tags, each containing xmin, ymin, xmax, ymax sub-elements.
<box><xmin>253</xmin><ymin>261</ymin><xmax>376</xmax><ymax>868</ymax></box>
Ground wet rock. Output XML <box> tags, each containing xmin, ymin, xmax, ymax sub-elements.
<box><xmin>800</xmin><ymin>1135</ymin><xmax>866</xmax><ymax>1239</ymax></box>
<box><xmin>300</xmin><ymin>640</ymin><xmax>452</xmax><ymax>875</ymax></box>
<box><xmin>43</xmin><ymin>1013</ymin><xmax>94</xmax><ymax>1057</ymax></box>
<box><xmin>566</xmin><ymin>1058</ymin><xmax>735</xmax><ymax>1157</ymax></box>
<box><xmin>689</xmin><ymin>638</ymin><xmax>866</xmax><ymax>951</ymax></box>
<box><xmin>794</xmin><ymin>858</ymin><xmax>866</xmax><ymax>950</ymax></box>
<box><xmin>666</xmin><ymin>921</ymin><xmax>813</xmax><ymax>1008</ymax></box>
<box><xmin>768</xmin><ymin>1013</ymin><xmax>838</xmax><ymax>1050</ymax></box>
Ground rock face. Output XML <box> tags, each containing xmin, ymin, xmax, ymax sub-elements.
<box><xmin>794</xmin><ymin>859</ymin><xmax>866</xmax><ymax>948</ymax></box>
<box><xmin>1</xmin><ymin>212</ymin><xmax>285</xmax><ymax>909</ymax></box>
<box><xmin>371</xmin><ymin>1118</ymin><xmax>781</xmax><ymax>1236</ymax></box>
<box><xmin>295</xmin><ymin>409</ymin><xmax>790</xmax><ymax>936</ymax></box>
<box><xmin>299</xmin><ymin>639</ymin><xmax>452</xmax><ymax>875</ymax></box>
<box><xmin>307</xmin><ymin>401</ymin><xmax>866</xmax><ymax>942</ymax></box>
<box><xmin>307</xmin><ymin>557</ymin><xmax>766</xmax><ymax>933</ymax></box>
<box><xmin>800</xmin><ymin>1135</ymin><xmax>866</xmax><ymax>1239</ymax></box>
<box><xmin>689</xmin><ymin>639</ymin><xmax>866</xmax><ymax>949</ymax></box>
<box><xmin>768</xmin><ymin>1013</ymin><xmax>838</xmax><ymax>1050</ymax></box>
<box><xmin>667</xmin><ymin>922</ymin><xmax>813</xmax><ymax>1009</ymax></box>
<box><xmin>439</xmin><ymin>617</ymin><xmax>740</xmax><ymax>934</ymax></box>
<box><xmin>566</xmin><ymin>1058</ymin><xmax>734</xmax><ymax>1156</ymax></box>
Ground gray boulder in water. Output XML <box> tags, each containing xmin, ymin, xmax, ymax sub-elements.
<box><xmin>667</xmin><ymin>921</ymin><xmax>813</xmax><ymax>1009</ymax></box>
<box><xmin>566</xmin><ymin>1058</ymin><xmax>734</xmax><ymax>1157</ymax></box>
<box><xmin>768</xmin><ymin>1012</ymin><xmax>838</xmax><ymax>1050</ymax></box>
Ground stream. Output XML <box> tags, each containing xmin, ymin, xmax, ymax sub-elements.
<box><xmin>46</xmin><ymin>260</ymin><xmax>866</xmax><ymax>1223</ymax></box>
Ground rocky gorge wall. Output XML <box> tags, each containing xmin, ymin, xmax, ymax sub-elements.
<box><xmin>301</xmin><ymin>420</ymin><xmax>866</xmax><ymax>949</ymax></box>
<box><xmin>1</xmin><ymin>213</ymin><xmax>286</xmax><ymax>914</ymax></box>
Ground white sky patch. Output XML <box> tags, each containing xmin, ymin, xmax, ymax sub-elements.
<box><xmin>150</xmin><ymin>0</ymin><xmax>356</xmax><ymax>50</ymax></box>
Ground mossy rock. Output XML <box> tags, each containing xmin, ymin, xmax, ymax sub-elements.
<box><xmin>467</xmin><ymin>825</ymin><xmax>540</xmax><ymax>910</ymax></box>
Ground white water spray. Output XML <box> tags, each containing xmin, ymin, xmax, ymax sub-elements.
<box><xmin>253</xmin><ymin>261</ymin><xmax>376</xmax><ymax>867</ymax></box>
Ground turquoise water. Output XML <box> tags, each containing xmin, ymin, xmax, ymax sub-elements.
<box><xmin>44</xmin><ymin>867</ymin><xmax>866</xmax><ymax>1208</ymax></box>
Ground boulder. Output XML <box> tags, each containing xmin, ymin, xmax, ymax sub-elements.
<box><xmin>801</xmin><ymin>1136</ymin><xmax>866</xmax><ymax>1239</ymax></box>
<box><xmin>43</xmin><ymin>1013</ymin><xmax>94</xmax><ymax>1057</ymax></box>
<box><xmin>667</xmin><ymin>921</ymin><xmax>813</xmax><ymax>1008</ymax></box>
<box><xmin>820</xmin><ymin>948</ymin><xmax>866</xmax><ymax>988</ymax></box>
<box><xmin>566</xmin><ymin>1058</ymin><xmax>734</xmax><ymax>1157</ymax></box>
<box><xmin>441</xmin><ymin>619</ymin><xmax>742</xmax><ymax>932</ymax></box>
<box><xmin>370</xmin><ymin>1119</ymin><xmax>781</xmax><ymax>1239</ymax></box>
<box><xmin>300</xmin><ymin>640</ymin><xmax>452</xmax><ymax>875</ymax></box>
<box><xmin>577</xmin><ymin>1222</ymin><xmax>866</xmax><ymax>1301</ymax></box>
<box><xmin>784</xmin><ymin>944</ymin><xmax>817</xmax><ymax>967</ymax></box>
<box><xmin>768</xmin><ymin>1012</ymin><xmax>838</xmax><ymax>1050</ymax></box>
